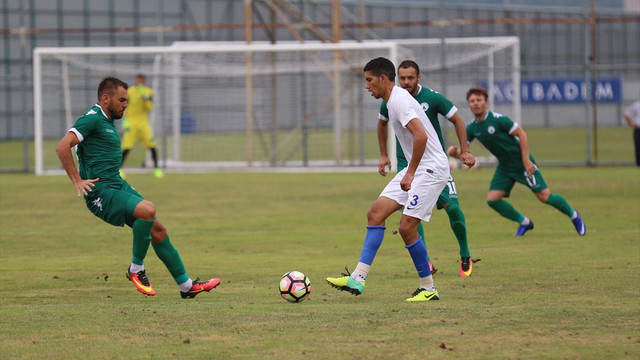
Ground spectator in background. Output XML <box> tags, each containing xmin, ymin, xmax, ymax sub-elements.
<box><xmin>623</xmin><ymin>98</ymin><xmax>640</xmax><ymax>166</ymax></box>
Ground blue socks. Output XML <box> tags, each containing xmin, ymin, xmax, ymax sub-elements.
<box><xmin>358</xmin><ymin>225</ymin><xmax>386</xmax><ymax>265</ymax></box>
<box><xmin>406</xmin><ymin>237</ymin><xmax>432</xmax><ymax>278</ymax></box>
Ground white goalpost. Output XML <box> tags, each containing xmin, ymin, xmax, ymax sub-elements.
<box><xmin>33</xmin><ymin>37</ymin><xmax>520</xmax><ymax>175</ymax></box>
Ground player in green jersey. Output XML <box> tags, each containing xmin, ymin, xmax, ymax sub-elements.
<box><xmin>56</xmin><ymin>76</ymin><xmax>221</xmax><ymax>298</ymax></box>
<box><xmin>448</xmin><ymin>87</ymin><xmax>586</xmax><ymax>237</ymax></box>
<box><xmin>378</xmin><ymin>60</ymin><xmax>476</xmax><ymax>277</ymax></box>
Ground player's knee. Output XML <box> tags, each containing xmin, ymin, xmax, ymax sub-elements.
<box><xmin>398</xmin><ymin>225</ymin><xmax>412</xmax><ymax>240</ymax></box>
<box><xmin>135</xmin><ymin>200</ymin><xmax>156</xmax><ymax>220</ymax></box>
<box><xmin>366</xmin><ymin>207</ymin><xmax>384</xmax><ymax>225</ymax></box>
<box><xmin>536</xmin><ymin>190</ymin><xmax>550</xmax><ymax>203</ymax></box>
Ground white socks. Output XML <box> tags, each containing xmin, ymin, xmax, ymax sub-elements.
<box><xmin>351</xmin><ymin>262</ymin><xmax>370</xmax><ymax>282</ymax></box>
<box><xmin>129</xmin><ymin>263</ymin><xmax>144</xmax><ymax>273</ymax></box>
<box><xmin>179</xmin><ymin>279</ymin><xmax>194</xmax><ymax>293</ymax></box>
<box><xmin>419</xmin><ymin>275</ymin><xmax>434</xmax><ymax>290</ymax></box>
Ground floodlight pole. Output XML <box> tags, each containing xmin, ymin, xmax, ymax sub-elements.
<box><xmin>590</xmin><ymin>0</ymin><xmax>599</xmax><ymax>163</ymax></box>
<box><xmin>332</xmin><ymin>0</ymin><xmax>342</xmax><ymax>166</ymax></box>
<box><xmin>245</xmin><ymin>0</ymin><xmax>254</xmax><ymax>167</ymax></box>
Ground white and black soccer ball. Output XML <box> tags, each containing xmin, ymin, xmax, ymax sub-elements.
<box><xmin>279</xmin><ymin>271</ymin><xmax>311</xmax><ymax>303</ymax></box>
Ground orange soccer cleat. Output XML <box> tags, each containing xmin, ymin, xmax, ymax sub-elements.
<box><xmin>180</xmin><ymin>278</ymin><xmax>221</xmax><ymax>299</ymax></box>
<box><xmin>126</xmin><ymin>267</ymin><xmax>156</xmax><ymax>296</ymax></box>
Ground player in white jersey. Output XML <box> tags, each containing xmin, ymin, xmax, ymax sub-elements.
<box><xmin>327</xmin><ymin>57</ymin><xmax>449</xmax><ymax>302</ymax></box>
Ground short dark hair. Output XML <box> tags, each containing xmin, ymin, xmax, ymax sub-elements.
<box><xmin>363</xmin><ymin>57</ymin><xmax>396</xmax><ymax>82</ymax></box>
<box><xmin>97</xmin><ymin>76</ymin><xmax>128</xmax><ymax>100</ymax></box>
<box><xmin>398</xmin><ymin>60</ymin><xmax>420</xmax><ymax>75</ymax></box>
<box><xmin>466</xmin><ymin>87</ymin><xmax>489</xmax><ymax>101</ymax></box>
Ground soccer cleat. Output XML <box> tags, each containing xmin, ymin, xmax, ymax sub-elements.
<box><xmin>460</xmin><ymin>257</ymin><xmax>473</xmax><ymax>277</ymax></box>
<box><xmin>406</xmin><ymin>288</ymin><xmax>440</xmax><ymax>302</ymax></box>
<box><xmin>571</xmin><ymin>210</ymin><xmax>586</xmax><ymax>236</ymax></box>
<box><xmin>154</xmin><ymin>168</ymin><xmax>164</xmax><ymax>179</ymax></box>
<box><xmin>119</xmin><ymin>170</ymin><xmax>126</xmax><ymax>179</ymax></box>
<box><xmin>429</xmin><ymin>262</ymin><xmax>437</xmax><ymax>275</ymax></box>
<box><xmin>326</xmin><ymin>267</ymin><xmax>365</xmax><ymax>296</ymax></box>
<box><xmin>180</xmin><ymin>277</ymin><xmax>221</xmax><ymax>299</ymax></box>
<box><xmin>126</xmin><ymin>267</ymin><xmax>156</xmax><ymax>296</ymax></box>
<box><xmin>514</xmin><ymin>221</ymin><xmax>534</xmax><ymax>236</ymax></box>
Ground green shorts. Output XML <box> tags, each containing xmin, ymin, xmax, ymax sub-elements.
<box><xmin>436</xmin><ymin>175</ymin><xmax>459</xmax><ymax>209</ymax></box>
<box><xmin>398</xmin><ymin>157</ymin><xmax>459</xmax><ymax>210</ymax></box>
<box><xmin>489</xmin><ymin>165</ymin><xmax>548</xmax><ymax>197</ymax></box>
<box><xmin>84</xmin><ymin>179</ymin><xmax>144</xmax><ymax>227</ymax></box>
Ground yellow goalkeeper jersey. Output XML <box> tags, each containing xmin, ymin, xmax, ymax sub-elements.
<box><xmin>124</xmin><ymin>84</ymin><xmax>154</xmax><ymax>124</ymax></box>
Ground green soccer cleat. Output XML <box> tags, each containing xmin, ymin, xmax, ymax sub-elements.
<box><xmin>405</xmin><ymin>287</ymin><xmax>440</xmax><ymax>302</ymax></box>
<box><xmin>326</xmin><ymin>267</ymin><xmax>365</xmax><ymax>296</ymax></box>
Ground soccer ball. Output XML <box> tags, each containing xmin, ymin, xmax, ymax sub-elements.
<box><xmin>279</xmin><ymin>271</ymin><xmax>311</xmax><ymax>303</ymax></box>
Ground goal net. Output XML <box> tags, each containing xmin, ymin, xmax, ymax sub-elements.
<box><xmin>33</xmin><ymin>37</ymin><xmax>519</xmax><ymax>175</ymax></box>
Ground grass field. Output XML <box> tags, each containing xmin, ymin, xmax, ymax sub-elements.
<box><xmin>1</xmin><ymin>167</ymin><xmax>639</xmax><ymax>359</ymax></box>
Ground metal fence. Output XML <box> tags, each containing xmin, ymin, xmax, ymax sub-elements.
<box><xmin>1</xmin><ymin>0</ymin><xmax>639</xmax><ymax>171</ymax></box>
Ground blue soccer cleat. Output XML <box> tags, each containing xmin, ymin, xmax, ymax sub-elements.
<box><xmin>514</xmin><ymin>221</ymin><xmax>534</xmax><ymax>236</ymax></box>
<box><xmin>571</xmin><ymin>210</ymin><xmax>586</xmax><ymax>236</ymax></box>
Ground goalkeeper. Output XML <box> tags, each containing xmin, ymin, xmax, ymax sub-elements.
<box><xmin>120</xmin><ymin>74</ymin><xmax>163</xmax><ymax>179</ymax></box>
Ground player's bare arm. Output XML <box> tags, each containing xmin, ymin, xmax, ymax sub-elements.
<box><xmin>401</xmin><ymin>118</ymin><xmax>427</xmax><ymax>191</ymax></box>
<box><xmin>377</xmin><ymin>119</ymin><xmax>391</xmax><ymax>176</ymax></box>
<box><xmin>624</xmin><ymin>114</ymin><xmax>637</xmax><ymax>129</ymax></box>
<box><xmin>55</xmin><ymin>131</ymin><xmax>99</xmax><ymax>197</ymax></box>
<box><xmin>448</xmin><ymin>113</ymin><xmax>476</xmax><ymax>167</ymax></box>
<box><xmin>511</xmin><ymin>126</ymin><xmax>536</xmax><ymax>175</ymax></box>
<box><xmin>447</xmin><ymin>144</ymin><xmax>461</xmax><ymax>159</ymax></box>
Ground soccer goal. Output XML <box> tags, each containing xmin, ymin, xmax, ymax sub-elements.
<box><xmin>33</xmin><ymin>37</ymin><xmax>520</xmax><ymax>175</ymax></box>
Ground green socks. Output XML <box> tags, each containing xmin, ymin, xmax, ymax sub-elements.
<box><xmin>131</xmin><ymin>219</ymin><xmax>154</xmax><ymax>265</ymax></box>
<box><xmin>487</xmin><ymin>199</ymin><xmax>525</xmax><ymax>223</ymax></box>
<box><xmin>444</xmin><ymin>204</ymin><xmax>471</xmax><ymax>258</ymax></box>
<box><xmin>544</xmin><ymin>193</ymin><xmax>574</xmax><ymax>217</ymax></box>
<box><xmin>152</xmin><ymin>236</ymin><xmax>189</xmax><ymax>285</ymax></box>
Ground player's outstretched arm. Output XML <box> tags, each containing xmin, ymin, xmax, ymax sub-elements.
<box><xmin>377</xmin><ymin>119</ymin><xmax>391</xmax><ymax>176</ymax></box>
<box><xmin>55</xmin><ymin>132</ymin><xmax>98</xmax><ymax>197</ymax></box>
<box><xmin>511</xmin><ymin>126</ymin><xmax>536</xmax><ymax>175</ymax></box>
<box><xmin>447</xmin><ymin>145</ymin><xmax>460</xmax><ymax>159</ymax></box>
<box><xmin>448</xmin><ymin>113</ymin><xmax>476</xmax><ymax>167</ymax></box>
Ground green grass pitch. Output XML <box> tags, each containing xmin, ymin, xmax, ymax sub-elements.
<box><xmin>1</xmin><ymin>167</ymin><xmax>639</xmax><ymax>359</ymax></box>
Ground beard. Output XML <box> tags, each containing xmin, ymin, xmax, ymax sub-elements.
<box><xmin>107</xmin><ymin>103</ymin><xmax>125</xmax><ymax>119</ymax></box>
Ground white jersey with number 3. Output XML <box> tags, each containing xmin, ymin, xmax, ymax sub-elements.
<box><xmin>386</xmin><ymin>86</ymin><xmax>449</xmax><ymax>174</ymax></box>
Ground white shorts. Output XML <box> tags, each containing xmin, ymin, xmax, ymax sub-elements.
<box><xmin>379</xmin><ymin>166</ymin><xmax>449</xmax><ymax>222</ymax></box>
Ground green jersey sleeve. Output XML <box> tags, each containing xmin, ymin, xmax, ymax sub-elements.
<box><xmin>72</xmin><ymin>110</ymin><xmax>100</xmax><ymax>141</ymax></box>
<box><xmin>466</xmin><ymin>122</ymin><xmax>474</xmax><ymax>143</ymax></box>
<box><xmin>379</xmin><ymin>100</ymin><xmax>389</xmax><ymax>120</ymax></box>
